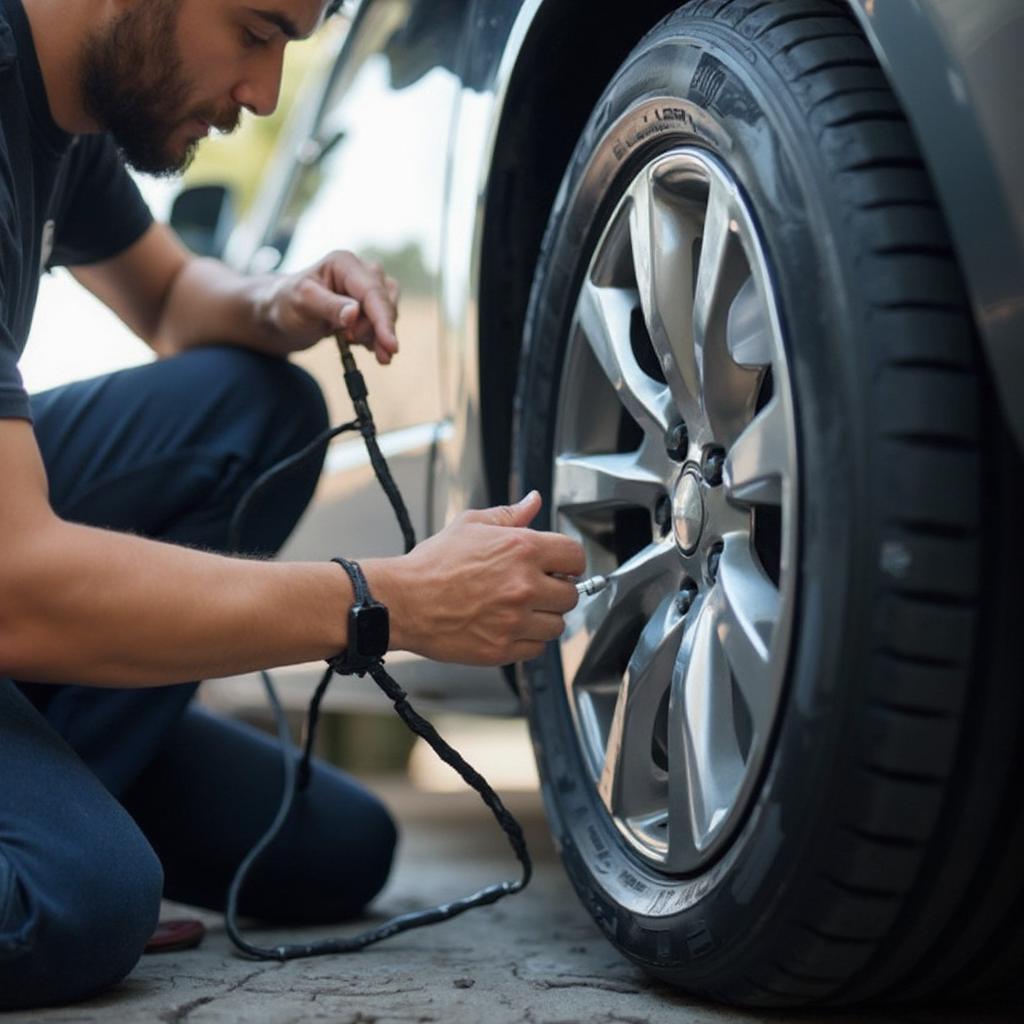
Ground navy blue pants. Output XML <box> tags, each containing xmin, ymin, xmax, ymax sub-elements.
<box><xmin>0</xmin><ymin>347</ymin><xmax>397</xmax><ymax>1011</ymax></box>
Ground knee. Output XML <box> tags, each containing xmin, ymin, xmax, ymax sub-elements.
<box><xmin>332</xmin><ymin>789</ymin><xmax>399</xmax><ymax>918</ymax></box>
<box><xmin>182</xmin><ymin>345</ymin><xmax>329</xmax><ymax>452</ymax></box>
<box><xmin>79</xmin><ymin>835</ymin><xmax>164</xmax><ymax>989</ymax></box>
<box><xmin>355</xmin><ymin>795</ymin><xmax>399</xmax><ymax>907</ymax></box>
<box><xmin>272</xmin><ymin>785</ymin><xmax>398</xmax><ymax>925</ymax></box>
<box><xmin>231</xmin><ymin>352</ymin><xmax>330</xmax><ymax>482</ymax></box>
<box><xmin>222</xmin><ymin>348</ymin><xmax>329</xmax><ymax>450</ymax></box>
<box><xmin>0</xmin><ymin>834</ymin><xmax>162</xmax><ymax>1011</ymax></box>
<box><xmin>274</xmin><ymin>360</ymin><xmax>330</xmax><ymax>449</ymax></box>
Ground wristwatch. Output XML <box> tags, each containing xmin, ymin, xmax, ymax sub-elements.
<box><xmin>327</xmin><ymin>557</ymin><xmax>390</xmax><ymax>674</ymax></box>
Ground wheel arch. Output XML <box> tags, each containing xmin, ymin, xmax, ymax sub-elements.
<box><xmin>846</xmin><ymin>0</ymin><xmax>1024</xmax><ymax>453</ymax></box>
<box><xmin>476</xmin><ymin>0</ymin><xmax>682</xmax><ymax>506</ymax></box>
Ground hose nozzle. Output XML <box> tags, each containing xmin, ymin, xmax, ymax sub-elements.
<box><xmin>575</xmin><ymin>575</ymin><xmax>608</xmax><ymax>597</ymax></box>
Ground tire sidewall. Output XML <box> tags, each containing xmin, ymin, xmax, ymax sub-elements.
<box><xmin>515</xmin><ymin>25</ymin><xmax>876</xmax><ymax>980</ymax></box>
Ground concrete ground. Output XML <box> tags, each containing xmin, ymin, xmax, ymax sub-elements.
<box><xmin>9</xmin><ymin>782</ymin><xmax>1019</xmax><ymax>1024</ymax></box>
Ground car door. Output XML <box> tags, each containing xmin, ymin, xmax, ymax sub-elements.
<box><xmin>231</xmin><ymin>0</ymin><xmax>518</xmax><ymax>712</ymax></box>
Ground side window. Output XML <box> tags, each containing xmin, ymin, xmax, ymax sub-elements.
<box><xmin>271</xmin><ymin>0</ymin><xmax>464</xmax><ymax>436</ymax></box>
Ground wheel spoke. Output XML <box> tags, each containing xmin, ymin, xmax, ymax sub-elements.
<box><xmin>576</xmin><ymin>279</ymin><xmax>675</xmax><ymax>441</ymax></box>
<box><xmin>561</xmin><ymin>539</ymin><xmax>679</xmax><ymax>693</ymax></box>
<box><xmin>716</xmin><ymin>533</ymin><xmax>780</xmax><ymax>733</ymax></box>
<box><xmin>628</xmin><ymin>172</ymin><xmax>702</xmax><ymax>421</ymax></box>
<box><xmin>724</xmin><ymin>396</ymin><xmax>792</xmax><ymax>506</ymax></box>
<box><xmin>666</xmin><ymin>596</ymin><xmax>745</xmax><ymax>868</ymax></box>
<box><xmin>692</xmin><ymin>176</ymin><xmax>738</xmax><ymax>381</ymax></box>
<box><xmin>692</xmin><ymin>181</ymin><xmax>759</xmax><ymax>445</ymax></box>
<box><xmin>598</xmin><ymin>595</ymin><xmax>685</xmax><ymax>820</ymax></box>
<box><xmin>727</xmin><ymin>275</ymin><xmax>773</xmax><ymax>367</ymax></box>
<box><xmin>554</xmin><ymin>450</ymin><xmax>665</xmax><ymax>517</ymax></box>
<box><xmin>602</xmin><ymin>538</ymin><xmax>681</xmax><ymax>621</ymax></box>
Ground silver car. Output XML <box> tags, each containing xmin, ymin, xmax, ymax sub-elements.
<box><xmin>175</xmin><ymin>0</ymin><xmax>1024</xmax><ymax>1007</ymax></box>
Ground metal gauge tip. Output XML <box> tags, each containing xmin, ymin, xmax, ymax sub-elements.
<box><xmin>575</xmin><ymin>575</ymin><xmax>609</xmax><ymax>597</ymax></box>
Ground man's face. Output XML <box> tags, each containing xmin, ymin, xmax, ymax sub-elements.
<box><xmin>80</xmin><ymin>1</ymin><xmax>325</xmax><ymax>176</ymax></box>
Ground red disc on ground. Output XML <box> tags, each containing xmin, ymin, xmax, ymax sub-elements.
<box><xmin>144</xmin><ymin>918</ymin><xmax>206</xmax><ymax>954</ymax></box>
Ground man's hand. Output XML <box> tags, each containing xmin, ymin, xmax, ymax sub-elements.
<box><xmin>261</xmin><ymin>250</ymin><xmax>400</xmax><ymax>364</ymax></box>
<box><xmin>72</xmin><ymin>226</ymin><xmax>402</xmax><ymax>363</ymax></box>
<box><xmin>365</xmin><ymin>491</ymin><xmax>587</xmax><ymax>666</ymax></box>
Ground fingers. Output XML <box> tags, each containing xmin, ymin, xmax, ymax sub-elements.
<box><xmin>357</xmin><ymin>290</ymin><xmax>399</xmax><ymax>361</ymax></box>
<box><xmin>506</xmin><ymin>490</ymin><xmax>542</xmax><ymax>528</ymax></box>
<box><xmin>271</xmin><ymin>251</ymin><xmax>401</xmax><ymax>359</ymax></box>
<box><xmin>348</xmin><ymin>310</ymin><xmax>394</xmax><ymax>365</ymax></box>
<box><xmin>525</xmin><ymin>610</ymin><xmax>572</xmax><ymax>642</ymax></box>
<box><xmin>535</xmin><ymin>574</ymin><xmax>580</xmax><ymax>615</ymax></box>
<box><xmin>465</xmin><ymin>491</ymin><xmax>541</xmax><ymax>528</ymax></box>
<box><xmin>339</xmin><ymin>298</ymin><xmax>359</xmax><ymax>330</ymax></box>
<box><xmin>460</xmin><ymin>495</ymin><xmax>584</xmax><ymax>583</ymax></box>
<box><xmin>504</xmin><ymin>608</ymin><xmax>572</xmax><ymax>663</ymax></box>
<box><xmin>468</xmin><ymin>616</ymin><xmax>566</xmax><ymax>667</ymax></box>
<box><xmin>297</xmin><ymin>278</ymin><xmax>391</xmax><ymax>365</ymax></box>
<box><xmin>300</xmin><ymin>277</ymin><xmax>358</xmax><ymax>330</ymax></box>
<box><xmin>537</xmin><ymin>532</ymin><xmax>586</xmax><ymax>577</ymax></box>
<box><xmin>323</xmin><ymin>252</ymin><xmax>399</xmax><ymax>361</ymax></box>
<box><xmin>508</xmin><ymin>640</ymin><xmax>547</xmax><ymax>663</ymax></box>
<box><xmin>398</xmin><ymin>490</ymin><xmax>585</xmax><ymax>667</ymax></box>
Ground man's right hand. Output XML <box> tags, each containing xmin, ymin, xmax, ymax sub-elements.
<box><xmin>1</xmin><ymin>413</ymin><xmax>581</xmax><ymax>684</ymax></box>
<box><xmin>364</xmin><ymin>491</ymin><xmax>586</xmax><ymax>666</ymax></box>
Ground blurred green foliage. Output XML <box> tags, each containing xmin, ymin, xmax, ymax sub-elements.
<box><xmin>360</xmin><ymin>242</ymin><xmax>431</xmax><ymax>296</ymax></box>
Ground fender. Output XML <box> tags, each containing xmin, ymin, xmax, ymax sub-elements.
<box><xmin>454</xmin><ymin>0</ymin><xmax>675</xmax><ymax>510</ymax></box>
<box><xmin>439</xmin><ymin>0</ymin><xmax>545</xmax><ymax>518</ymax></box>
<box><xmin>849</xmin><ymin>0</ymin><xmax>1024</xmax><ymax>452</ymax></box>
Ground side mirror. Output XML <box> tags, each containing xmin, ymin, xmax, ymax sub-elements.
<box><xmin>169</xmin><ymin>184</ymin><xmax>235</xmax><ymax>259</ymax></box>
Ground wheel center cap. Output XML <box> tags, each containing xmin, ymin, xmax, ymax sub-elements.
<box><xmin>672</xmin><ymin>471</ymin><xmax>704</xmax><ymax>555</ymax></box>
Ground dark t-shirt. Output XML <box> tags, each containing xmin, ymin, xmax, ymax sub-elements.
<box><xmin>0</xmin><ymin>0</ymin><xmax>153</xmax><ymax>421</ymax></box>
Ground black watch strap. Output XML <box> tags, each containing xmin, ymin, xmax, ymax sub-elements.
<box><xmin>328</xmin><ymin>557</ymin><xmax>389</xmax><ymax>675</ymax></box>
<box><xmin>332</xmin><ymin>556</ymin><xmax>369</xmax><ymax>605</ymax></box>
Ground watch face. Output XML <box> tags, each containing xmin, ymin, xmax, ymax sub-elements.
<box><xmin>353</xmin><ymin>602</ymin><xmax>390</xmax><ymax>658</ymax></box>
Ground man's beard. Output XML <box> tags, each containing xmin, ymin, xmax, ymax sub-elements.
<box><xmin>80</xmin><ymin>0</ymin><xmax>240</xmax><ymax>176</ymax></box>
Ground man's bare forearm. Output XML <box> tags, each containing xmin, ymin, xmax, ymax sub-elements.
<box><xmin>0</xmin><ymin>517</ymin><xmax>355</xmax><ymax>685</ymax></box>
<box><xmin>153</xmin><ymin>257</ymin><xmax>282</xmax><ymax>356</ymax></box>
<box><xmin>152</xmin><ymin>249</ymin><xmax>399</xmax><ymax>364</ymax></box>
<box><xmin>0</xmin><ymin>413</ymin><xmax>586</xmax><ymax>686</ymax></box>
<box><xmin>73</xmin><ymin>222</ymin><xmax>400</xmax><ymax>369</ymax></box>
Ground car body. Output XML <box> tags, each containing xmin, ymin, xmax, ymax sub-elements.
<box><xmin>215</xmin><ymin>0</ymin><xmax>1024</xmax><ymax>715</ymax></box>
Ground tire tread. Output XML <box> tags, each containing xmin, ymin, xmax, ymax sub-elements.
<box><xmin>518</xmin><ymin>0</ymin><xmax>1019</xmax><ymax>1009</ymax></box>
<box><xmin>658</xmin><ymin>0</ymin><xmax>1005</xmax><ymax>1006</ymax></box>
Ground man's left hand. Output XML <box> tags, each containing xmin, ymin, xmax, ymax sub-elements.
<box><xmin>261</xmin><ymin>250</ymin><xmax>400</xmax><ymax>364</ymax></box>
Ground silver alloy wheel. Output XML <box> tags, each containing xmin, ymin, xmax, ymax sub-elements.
<box><xmin>552</xmin><ymin>146</ymin><xmax>799</xmax><ymax>873</ymax></box>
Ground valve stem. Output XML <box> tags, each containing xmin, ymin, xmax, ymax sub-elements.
<box><xmin>575</xmin><ymin>575</ymin><xmax>609</xmax><ymax>597</ymax></box>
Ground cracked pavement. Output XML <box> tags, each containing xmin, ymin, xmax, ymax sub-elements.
<box><xmin>7</xmin><ymin>784</ymin><xmax>1019</xmax><ymax>1024</ymax></box>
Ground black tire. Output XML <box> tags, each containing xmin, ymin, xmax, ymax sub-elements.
<box><xmin>514</xmin><ymin>0</ymin><xmax>1024</xmax><ymax>1008</ymax></box>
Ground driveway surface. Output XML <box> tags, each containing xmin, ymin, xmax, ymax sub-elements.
<box><xmin>10</xmin><ymin>783</ymin><xmax>1019</xmax><ymax>1024</ymax></box>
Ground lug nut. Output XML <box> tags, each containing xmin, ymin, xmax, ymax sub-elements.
<box><xmin>706</xmin><ymin>542</ymin><xmax>724</xmax><ymax>583</ymax></box>
<box><xmin>665</xmin><ymin>422</ymin><xmax>689</xmax><ymax>462</ymax></box>
<box><xmin>702</xmin><ymin>446</ymin><xmax>726</xmax><ymax>487</ymax></box>
<box><xmin>675</xmin><ymin>579</ymin><xmax>699</xmax><ymax>615</ymax></box>
<box><xmin>654</xmin><ymin>494</ymin><xmax>672</xmax><ymax>535</ymax></box>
